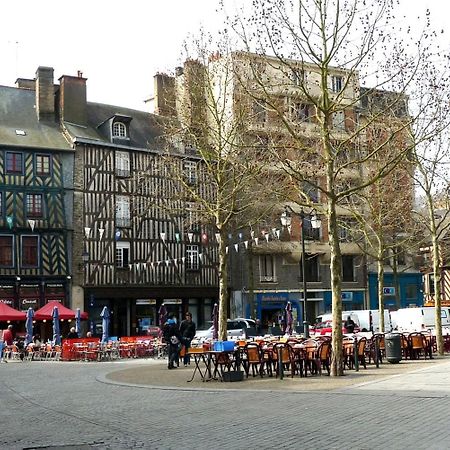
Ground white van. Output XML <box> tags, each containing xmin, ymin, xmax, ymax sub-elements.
<box><xmin>391</xmin><ymin>307</ymin><xmax>450</xmax><ymax>332</ymax></box>
<box><xmin>316</xmin><ymin>310</ymin><xmax>392</xmax><ymax>332</ymax></box>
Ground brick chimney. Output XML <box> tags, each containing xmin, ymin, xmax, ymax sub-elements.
<box><xmin>58</xmin><ymin>71</ymin><xmax>87</xmax><ymax>126</ymax></box>
<box><xmin>35</xmin><ymin>66</ymin><xmax>55</xmax><ymax>121</ymax></box>
<box><xmin>153</xmin><ymin>73</ymin><xmax>175</xmax><ymax>116</ymax></box>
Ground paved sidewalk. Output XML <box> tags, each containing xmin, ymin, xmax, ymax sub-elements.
<box><xmin>102</xmin><ymin>354</ymin><xmax>450</xmax><ymax>392</ymax></box>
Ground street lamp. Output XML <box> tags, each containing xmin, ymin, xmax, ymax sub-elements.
<box><xmin>280</xmin><ymin>206</ymin><xmax>321</xmax><ymax>338</ymax></box>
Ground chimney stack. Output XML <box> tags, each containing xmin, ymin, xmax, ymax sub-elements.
<box><xmin>35</xmin><ymin>66</ymin><xmax>55</xmax><ymax>121</ymax></box>
<box><xmin>59</xmin><ymin>73</ymin><xmax>87</xmax><ymax>126</ymax></box>
<box><xmin>153</xmin><ymin>73</ymin><xmax>175</xmax><ymax>116</ymax></box>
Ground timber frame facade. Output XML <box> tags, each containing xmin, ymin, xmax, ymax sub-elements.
<box><xmin>0</xmin><ymin>67</ymin><xmax>219</xmax><ymax>337</ymax></box>
<box><xmin>0</xmin><ymin>67</ymin><xmax>73</xmax><ymax>324</ymax></box>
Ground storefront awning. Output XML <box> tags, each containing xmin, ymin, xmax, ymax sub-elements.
<box><xmin>34</xmin><ymin>301</ymin><xmax>88</xmax><ymax>321</ymax></box>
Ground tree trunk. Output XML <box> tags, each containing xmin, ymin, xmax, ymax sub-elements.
<box><xmin>329</xmin><ymin>198</ymin><xmax>344</xmax><ymax>376</ymax></box>
<box><xmin>218</xmin><ymin>230</ymin><xmax>229</xmax><ymax>341</ymax></box>
<box><xmin>432</xmin><ymin>232</ymin><xmax>443</xmax><ymax>355</ymax></box>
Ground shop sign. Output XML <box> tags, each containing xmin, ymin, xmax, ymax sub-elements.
<box><xmin>258</xmin><ymin>293</ymin><xmax>289</xmax><ymax>302</ymax></box>
<box><xmin>342</xmin><ymin>292</ymin><xmax>353</xmax><ymax>302</ymax></box>
<box><xmin>164</xmin><ymin>299</ymin><xmax>182</xmax><ymax>304</ymax></box>
<box><xmin>136</xmin><ymin>299</ymin><xmax>157</xmax><ymax>305</ymax></box>
<box><xmin>46</xmin><ymin>298</ymin><xmax>63</xmax><ymax>303</ymax></box>
<box><xmin>20</xmin><ymin>298</ymin><xmax>39</xmax><ymax>309</ymax></box>
<box><xmin>0</xmin><ymin>299</ymin><xmax>14</xmax><ymax>305</ymax></box>
<box><xmin>383</xmin><ymin>287</ymin><xmax>395</xmax><ymax>296</ymax></box>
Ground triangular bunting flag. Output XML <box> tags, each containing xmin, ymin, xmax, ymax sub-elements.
<box><xmin>244</xmin><ymin>240</ymin><xmax>249</xmax><ymax>249</ymax></box>
<box><xmin>181</xmin><ymin>257</ymin><xmax>186</xmax><ymax>263</ymax></box>
<box><xmin>234</xmin><ymin>243</ymin><xmax>239</xmax><ymax>252</ymax></box>
<box><xmin>165</xmin><ymin>260</ymin><xmax>170</xmax><ymax>267</ymax></box>
<box><xmin>255</xmin><ymin>237</ymin><xmax>259</xmax><ymax>246</ymax></box>
<box><xmin>265</xmin><ymin>233</ymin><xmax>270</xmax><ymax>242</ymax></box>
<box><xmin>238</xmin><ymin>232</ymin><xmax>243</xmax><ymax>240</ymax></box>
<box><xmin>143</xmin><ymin>263</ymin><xmax>147</xmax><ymax>270</ymax></box>
<box><xmin>215</xmin><ymin>233</ymin><xmax>221</xmax><ymax>243</ymax></box>
<box><xmin>136</xmin><ymin>263</ymin><xmax>141</xmax><ymax>270</ymax></box>
<box><xmin>287</xmin><ymin>225</ymin><xmax>292</xmax><ymax>234</ymax></box>
<box><xmin>6</xmin><ymin>216</ymin><xmax>13</xmax><ymax>229</ymax></box>
<box><xmin>84</xmin><ymin>227</ymin><xmax>91</xmax><ymax>239</ymax></box>
<box><xmin>272</xmin><ymin>228</ymin><xmax>277</xmax><ymax>236</ymax></box>
<box><xmin>199</xmin><ymin>253</ymin><xmax>203</xmax><ymax>261</ymax></box>
<box><xmin>28</xmin><ymin>219</ymin><xmax>36</xmax><ymax>232</ymax></box>
<box><xmin>250</xmin><ymin>230</ymin><xmax>255</xmax><ymax>239</ymax></box>
<box><xmin>160</xmin><ymin>232</ymin><xmax>166</xmax><ymax>242</ymax></box>
<box><xmin>98</xmin><ymin>228</ymin><xmax>105</xmax><ymax>241</ymax></box>
<box><xmin>128</xmin><ymin>264</ymin><xmax>132</xmax><ymax>270</ymax></box>
<box><xmin>275</xmin><ymin>229</ymin><xmax>281</xmax><ymax>239</ymax></box>
<box><xmin>226</xmin><ymin>246</ymin><xmax>229</xmax><ymax>254</ymax></box>
<box><xmin>175</xmin><ymin>232</ymin><xmax>181</xmax><ymax>243</ymax></box>
<box><xmin>188</xmin><ymin>233</ymin><xmax>193</xmax><ymax>243</ymax></box>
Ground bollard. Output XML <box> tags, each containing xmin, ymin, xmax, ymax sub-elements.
<box><xmin>278</xmin><ymin>346</ymin><xmax>284</xmax><ymax>380</ymax></box>
<box><xmin>353</xmin><ymin>336</ymin><xmax>359</xmax><ymax>372</ymax></box>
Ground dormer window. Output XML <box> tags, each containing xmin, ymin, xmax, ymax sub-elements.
<box><xmin>113</xmin><ymin>122</ymin><xmax>127</xmax><ymax>138</ymax></box>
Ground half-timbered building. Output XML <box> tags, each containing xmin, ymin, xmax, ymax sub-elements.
<box><xmin>0</xmin><ymin>67</ymin><xmax>73</xmax><ymax>318</ymax></box>
<box><xmin>58</xmin><ymin>72</ymin><xmax>218</xmax><ymax>336</ymax></box>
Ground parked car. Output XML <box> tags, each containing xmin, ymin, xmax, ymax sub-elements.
<box><xmin>311</xmin><ymin>320</ymin><xmax>360</xmax><ymax>336</ymax></box>
<box><xmin>194</xmin><ymin>318</ymin><xmax>256</xmax><ymax>341</ymax></box>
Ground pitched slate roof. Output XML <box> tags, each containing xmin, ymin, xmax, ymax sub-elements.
<box><xmin>0</xmin><ymin>85</ymin><xmax>72</xmax><ymax>151</ymax></box>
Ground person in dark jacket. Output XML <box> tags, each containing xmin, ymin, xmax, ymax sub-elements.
<box><xmin>344</xmin><ymin>316</ymin><xmax>356</xmax><ymax>334</ymax></box>
<box><xmin>163</xmin><ymin>316</ymin><xmax>182</xmax><ymax>370</ymax></box>
<box><xmin>180</xmin><ymin>311</ymin><xmax>196</xmax><ymax>366</ymax></box>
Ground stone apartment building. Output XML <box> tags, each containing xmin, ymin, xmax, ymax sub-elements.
<box><xmin>149</xmin><ymin>51</ymin><xmax>423</xmax><ymax>329</ymax></box>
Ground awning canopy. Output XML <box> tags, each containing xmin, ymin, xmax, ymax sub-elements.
<box><xmin>0</xmin><ymin>303</ymin><xmax>27</xmax><ymax>321</ymax></box>
<box><xmin>34</xmin><ymin>301</ymin><xmax>88</xmax><ymax>321</ymax></box>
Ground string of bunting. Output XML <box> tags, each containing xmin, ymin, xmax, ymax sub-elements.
<box><xmin>82</xmin><ymin>226</ymin><xmax>286</xmax><ymax>271</ymax></box>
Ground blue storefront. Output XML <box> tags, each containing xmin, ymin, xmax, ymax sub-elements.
<box><xmin>322</xmin><ymin>290</ymin><xmax>366</xmax><ymax>313</ymax></box>
<box><xmin>367</xmin><ymin>272</ymin><xmax>423</xmax><ymax>309</ymax></box>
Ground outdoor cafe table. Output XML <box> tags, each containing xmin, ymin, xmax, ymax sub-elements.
<box><xmin>187</xmin><ymin>348</ymin><xmax>242</xmax><ymax>382</ymax></box>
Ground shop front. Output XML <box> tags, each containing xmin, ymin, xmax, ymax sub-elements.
<box><xmin>19</xmin><ymin>284</ymin><xmax>41</xmax><ymax>311</ymax></box>
<box><xmin>0</xmin><ymin>285</ymin><xmax>15</xmax><ymax>308</ymax></box>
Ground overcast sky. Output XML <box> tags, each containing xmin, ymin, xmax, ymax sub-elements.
<box><xmin>0</xmin><ymin>0</ymin><xmax>448</xmax><ymax>112</ymax></box>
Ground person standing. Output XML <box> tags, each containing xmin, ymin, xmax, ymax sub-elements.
<box><xmin>67</xmin><ymin>327</ymin><xmax>79</xmax><ymax>339</ymax></box>
<box><xmin>2</xmin><ymin>325</ymin><xmax>14</xmax><ymax>346</ymax></box>
<box><xmin>163</xmin><ymin>316</ymin><xmax>182</xmax><ymax>370</ymax></box>
<box><xmin>180</xmin><ymin>312</ymin><xmax>196</xmax><ymax>366</ymax></box>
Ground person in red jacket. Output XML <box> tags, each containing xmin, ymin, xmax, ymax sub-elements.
<box><xmin>2</xmin><ymin>325</ymin><xmax>14</xmax><ymax>346</ymax></box>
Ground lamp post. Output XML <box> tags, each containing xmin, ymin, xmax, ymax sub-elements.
<box><xmin>280</xmin><ymin>206</ymin><xmax>321</xmax><ymax>338</ymax></box>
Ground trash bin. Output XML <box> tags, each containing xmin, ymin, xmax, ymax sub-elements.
<box><xmin>385</xmin><ymin>333</ymin><xmax>402</xmax><ymax>364</ymax></box>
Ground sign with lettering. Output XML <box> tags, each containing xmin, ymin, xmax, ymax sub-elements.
<box><xmin>136</xmin><ymin>299</ymin><xmax>157</xmax><ymax>305</ymax></box>
<box><xmin>0</xmin><ymin>299</ymin><xmax>14</xmax><ymax>305</ymax></box>
<box><xmin>341</xmin><ymin>292</ymin><xmax>353</xmax><ymax>301</ymax></box>
<box><xmin>164</xmin><ymin>299</ymin><xmax>182</xmax><ymax>304</ymax></box>
<box><xmin>20</xmin><ymin>298</ymin><xmax>39</xmax><ymax>309</ymax></box>
<box><xmin>383</xmin><ymin>287</ymin><xmax>395</xmax><ymax>296</ymax></box>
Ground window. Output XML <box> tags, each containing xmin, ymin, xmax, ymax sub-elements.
<box><xmin>405</xmin><ymin>284</ymin><xmax>417</xmax><ymax>301</ymax></box>
<box><xmin>26</xmin><ymin>194</ymin><xmax>43</xmax><ymax>218</ymax></box>
<box><xmin>332</xmin><ymin>111</ymin><xmax>346</xmax><ymax>131</ymax></box>
<box><xmin>21</xmin><ymin>236</ymin><xmax>39</xmax><ymax>267</ymax></box>
<box><xmin>302</xmin><ymin>217</ymin><xmax>320</xmax><ymax>240</ymax></box>
<box><xmin>112</xmin><ymin>122</ymin><xmax>127</xmax><ymax>138</ymax></box>
<box><xmin>393</xmin><ymin>246</ymin><xmax>406</xmax><ymax>266</ymax></box>
<box><xmin>116</xmin><ymin>151</ymin><xmax>130</xmax><ymax>177</ymax></box>
<box><xmin>342</xmin><ymin>255</ymin><xmax>355</xmax><ymax>282</ymax></box>
<box><xmin>302</xmin><ymin>180</ymin><xmax>319</xmax><ymax>203</ymax></box>
<box><xmin>291</xmin><ymin>68</ymin><xmax>305</xmax><ymax>86</ymax></box>
<box><xmin>35</xmin><ymin>154</ymin><xmax>51</xmax><ymax>176</ymax></box>
<box><xmin>300</xmin><ymin>254</ymin><xmax>320</xmax><ymax>282</ymax></box>
<box><xmin>291</xmin><ymin>102</ymin><xmax>312</xmax><ymax>122</ymax></box>
<box><xmin>115</xmin><ymin>241</ymin><xmax>130</xmax><ymax>268</ymax></box>
<box><xmin>6</xmin><ymin>151</ymin><xmax>23</xmax><ymax>174</ymax></box>
<box><xmin>186</xmin><ymin>245</ymin><xmax>199</xmax><ymax>270</ymax></box>
<box><xmin>116</xmin><ymin>195</ymin><xmax>131</xmax><ymax>227</ymax></box>
<box><xmin>252</xmin><ymin>100</ymin><xmax>267</xmax><ymax>124</ymax></box>
<box><xmin>186</xmin><ymin>202</ymin><xmax>199</xmax><ymax>231</ymax></box>
<box><xmin>331</xmin><ymin>75</ymin><xmax>344</xmax><ymax>93</ymax></box>
<box><xmin>259</xmin><ymin>255</ymin><xmax>276</xmax><ymax>282</ymax></box>
<box><xmin>0</xmin><ymin>235</ymin><xmax>13</xmax><ymax>267</ymax></box>
<box><xmin>184</xmin><ymin>160</ymin><xmax>197</xmax><ymax>185</ymax></box>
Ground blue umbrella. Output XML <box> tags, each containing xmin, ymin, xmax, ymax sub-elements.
<box><xmin>25</xmin><ymin>307</ymin><xmax>34</xmax><ymax>346</ymax></box>
<box><xmin>52</xmin><ymin>306</ymin><xmax>61</xmax><ymax>345</ymax></box>
<box><xmin>75</xmin><ymin>308</ymin><xmax>81</xmax><ymax>335</ymax></box>
<box><xmin>212</xmin><ymin>303</ymin><xmax>219</xmax><ymax>340</ymax></box>
<box><xmin>100</xmin><ymin>306</ymin><xmax>110</xmax><ymax>344</ymax></box>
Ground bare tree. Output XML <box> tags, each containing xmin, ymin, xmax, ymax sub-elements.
<box><xmin>151</xmin><ymin>36</ymin><xmax>278</xmax><ymax>340</ymax></box>
<box><xmin>224</xmin><ymin>0</ymin><xmax>446</xmax><ymax>375</ymax></box>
